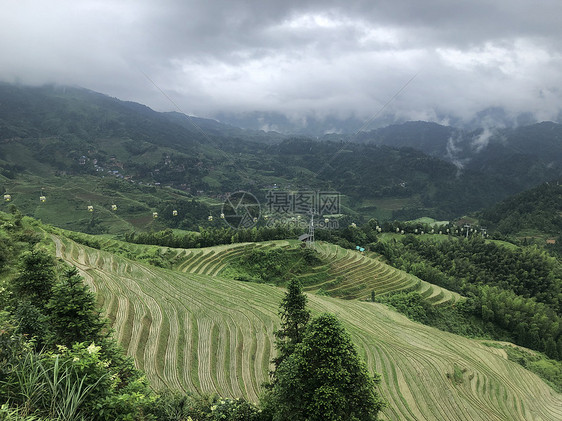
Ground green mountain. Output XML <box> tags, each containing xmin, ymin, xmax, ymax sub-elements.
<box><xmin>479</xmin><ymin>179</ymin><xmax>562</xmax><ymax>238</ymax></box>
<box><xmin>356</xmin><ymin>121</ymin><xmax>562</xmax><ymax>185</ymax></box>
<box><xmin>355</xmin><ymin>121</ymin><xmax>461</xmax><ymax>156</ymax></box>
<box><xmin>1</xmin><ymin>83</ymin><xmax>561</xmax><ymax>235</ymax></box>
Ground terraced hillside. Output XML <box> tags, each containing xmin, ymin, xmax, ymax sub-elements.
<box><xmin>52</xmin><ymin>235</ymin><xmax>562</xmax><ymax>421</ymax></box>
<box><xmin>113</xmin><ymin>237</ymin><xmax>458</xmax><ymax>305</ymax></box>
<box><xmin>172</xmin><ymin>241</ymin><xmax>292</xmax><ymax>276</ymax></box>
<box><xmin>164</xmin><ymin>239</ymin><xmax>461</xmax><ymax>305</ymax></box>
<box><xmin>311</xmin><ymin>242</ymin><xmax>462</xmax><ymax>304</ymax></box>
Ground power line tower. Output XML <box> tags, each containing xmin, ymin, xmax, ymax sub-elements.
<box><xmin>300</xmin><ymin>207</ymin><xmax>320</xmax><ymax>248</ymax></box>
<box><xmin>307</xmin><ymin>209</ymin><xmax>316</xmax><ymax>248</ymax></box>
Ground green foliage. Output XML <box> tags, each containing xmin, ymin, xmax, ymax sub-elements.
<box><xmin>377</xmin><ymin>291</ymin><xmax>433</xmax><ymax>324</ymax></box>
<box><xmin>0</xmin><ymin>403</ymin><xmax>43</xmax><ymax>420</ymax></box>
<box><xmin>124</xmin><ymin>225</ymin><xmax>304</xmax><ymax>250</ymax></box>
<box><xmin>372</xmin><ymin>234</ymin><xmax>562</xmax><ymax>360</ymax></box>
<box><xmin>232</xmin><ymin>247</ymin><xmax>318</xmax><ymax>285</ymax></box>
<box><xmin>376</xmin><ymin>291</ymin><xmax>494</xmax><ymax>339</ymax></box>
<box><xmin>0</xmin><ymin>237</ymin><xmax>10</xmax><ymax>272</ymax></box>
<box><xmin>446</xmin><ymin>364</ymin><xmax>466</xmax><ymax>386</ymax></box>
<box><xmin>63</xmin><ymin>231</ymin><xmax>103</xmax><ymax>249</ymax></box>
<box><xmin>151</xmin><ymin>392</ymin><xmax>264</xmax><ymax>421</ymax></box>
<box><xmin>135</xmin><ymin>248</ymin><xmax>171</xmax><ymax>269</ymax></box>
<box><xmin>480</xmin><ymin>181</ymin><xmax>562</xmax><ymax>235</ymax></box>
<box><xmin>267</xmin><ymin>314</ymin><xmax>384</xmax><ymax>421</ymax></box>
<box><xmin>151</xmin><ymin>391</ymin><xmax>195</xmax><ymax>421</ymax></box>
<box><xmin>272</xmin><ymin>279</ymin><xmax>310</xmax><ymax>372</ymax></box>
<box><xmin>11</xmin><ymin>250</ymin><xmax>56</xmax><ymax>309</ymax></box>
<box><xmin>206</xmin><ymin>397</ymin><xmax>263</xmax><ymax>421</ymax></box>
<box><xmin>13</xmin><ymin>302</ymin><xmax>48</xmax><ymax>345</ymax></box>
<box><xmin>157</xmin><ymin>200</ymin><xmax>212</xmax><ymax>231</ymax></box>
<box><xmin>0</xmin><ymin>315</ymin><xmax>31</xmax><ymax>392</ymax></box>
<box><xmin>45</xmin><ymin>267</ymin><xmax>106</xmax><ymax>347</ymax></box>
<box><xmin>1</xmin><ymin>342</ymin><xmax>154</xmax><ymax>421</ymax></box>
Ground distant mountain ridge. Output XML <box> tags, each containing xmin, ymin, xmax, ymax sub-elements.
<box><xmin>2</xmin><ymin>83</ymin><xmax>559</xmax><ymax>164</ymax></box>
<box><xmin>212</xmin><ymin>106</ymin><xmax>561</xmax><ymax>137</ymax></box>
<box><xmin>355</xmin><ymin>120</ymin><xmax>562</xmax><ymax>157</ymax></box>
<box><xmin>479</xmin><ymin>179</ymin><xmax>562</xmax><ymax>237</ymax></box>
<box><xmin>1</xmin><ymin>82</ymin><xmax>561</xmax><ymax>233</ymax></box>
<box><xmin>0</xmin><ymin>83</ymin><xmax>285</xmax><ymax>147</ymax></box>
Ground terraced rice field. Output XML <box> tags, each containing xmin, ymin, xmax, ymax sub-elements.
<box><xmin>307</xmin><ymin>242</ymin><xmax>462</xmax><ymax>305</ymax></box>
<box><xmin>52</xmin><ymin>235</ymin><xmax>562</xmax><ymax>421</ymax></box>
<box><xmin>172</xmin><ymin>241</ymin><xmax>291</xmax><ymax>276</ymax></box>
<box><xmin>159</xmin><ymin>239</ymin><xmax>461</xmax><ymax>305</ymax></box>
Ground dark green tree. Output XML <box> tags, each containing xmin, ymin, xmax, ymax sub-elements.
<box><xmin>272</xmin><ymin>279</ymin><xmax>310</xmax><ymax>371</ymax></box>
<box><xmin>13</xmin><ymin>300</ymin><xmax>49</xmax><ymax>344</ymax></box>
<box><xmin>269</xmin><ymin>313</ymin><xmax>384</xmax><ymax>421</ymax></box>
<box><xmin>545</xmin><ymin>337</ymin><xmax>559</xmax><ymax>360</ymax></box>
<box><xmin>12</xmin><ymin>250</ymin><xmax>56</xmax><ymax>308</ymax></box>
<box><xmin>45</xmin><ymin>267</ymin><xmax>106</xmax><ymax>347</ymax></box>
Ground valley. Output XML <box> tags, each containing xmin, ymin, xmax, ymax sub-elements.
<box><xmin>2</xmin><ymin>84</ymin><xmax>562</xmax><ymax>234</ymax></box>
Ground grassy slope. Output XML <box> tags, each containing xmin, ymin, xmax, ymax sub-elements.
<box><xmin>51</xmin><ymin>235</ymin><xmax>562</xmax><ymax>421</ymax></box>
<box><xmin>0</xmin><ymin>173</ymin><xmax>198</xmax><ymax>234</ymax></box>
<box><xmin>71</xmin><ymin>235</ymin><xmax>462</xmax><ymax>305</ymax></box>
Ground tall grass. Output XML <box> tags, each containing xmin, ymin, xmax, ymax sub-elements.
<box><xmin>4</xmin><ymin>351</ymin><xmax>106</xmax><ymax>421</ymax></box>
<box><xmin>0</xmin><ymin>403</ymin><xmax>42</xmax><ymax>420</ymax></box>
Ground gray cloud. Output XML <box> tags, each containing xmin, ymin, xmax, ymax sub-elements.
<box><xmin>1</xmin><ymin>0</ymin><xmax>561</xmax><ymax>127</ymax></box>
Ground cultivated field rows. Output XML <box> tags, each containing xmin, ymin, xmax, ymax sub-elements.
<box><xmin>90</xmin><ymin>236</ymin><xmax>461</xmax><ymax>306</ymax></box>
<box><xmin>52</xmin><ymin>235</ymin><xmax>562</xmax><ymax>421</ymax></box>
<box><xmin>172</xmin><ymin>241</ymin><xmax>291</xmax><ymax>276</ymax></box>
<box><xmin>312</xmin><ymin>242</ymin><xmax>462</xmax><ymax>304</ymax></box>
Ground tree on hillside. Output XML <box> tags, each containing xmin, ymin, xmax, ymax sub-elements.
<box><xmin>46</xmin><ymin>267</ymin><xmax>106</xmax><ymax>347</ymax></box>
<box><xmin>12</xmin><ymin>249</ymin><xmax>56</xmax><ymax>308</ymax></box>
<box><xmin>272</xmin><ymin>278</ymin><xmax>310</xmax><ymax>372</ymax></box>
<box><xmin>269</xmin><ymin>313</ymin><xmax>384</xmax><ymax>421</ymax></box>
<box><xmin>13</xmin><ymin>300</ymin><xmax>49</xmax><ymax>344</ymax></box>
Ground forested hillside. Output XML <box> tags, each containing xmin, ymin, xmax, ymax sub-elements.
<box><xmin>480</xmin><ymin>180</ymin><xmax>562</xmax><ymax>236</ymax></box>
<box><xmin>1</xmin><ymin>83</ymin><xmax>562</xmax><ymax>235</ymax></box>
<box><xmin>356</xmin><ymin>121</ymin><xmax>562</xmax><ymax>178</ymax></box>
<box><xmin>371</xmin><ymin>234</ymin><xmax>562</xmax><ymax>362</ymax></box>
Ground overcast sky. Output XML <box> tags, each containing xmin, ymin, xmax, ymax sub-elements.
<box><xmin>2</xmin><ymin>0</ymin><xmax>561</xmax><ymax>128</ymax></box>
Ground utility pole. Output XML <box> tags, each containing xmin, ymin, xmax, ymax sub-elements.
<box><xmin>308</xmin><ymin>210</ymin><xmax>315</xmax><ymax>247</ymax></box>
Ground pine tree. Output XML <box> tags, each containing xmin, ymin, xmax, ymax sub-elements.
<box><xmin>270</xmin><ymin>313</ymin><xmax>384</xmax><ymax>421</ymax></box>
<box><xmin>545</xmin><ymin>337</ymin><xmax>559</xmax><ymax>360</ymax></box>
<box><xmin>45</xmin><ymin>267</ymin><xmax>106</xmax><ymax>347</ymax></box>
<box><xmin>13</xmin><ymin>300</ymin><xmax>48</xmax><ymax>343</ymax></box>
<box><xmin>272</xmin><ymin>279</ymin><xmax>310</xmax><ymax>371</ymax></box>
<box><xmin>12</xmin><ymin>250</ymin><xmax>56</xmax><ymax>309</ymax></box>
